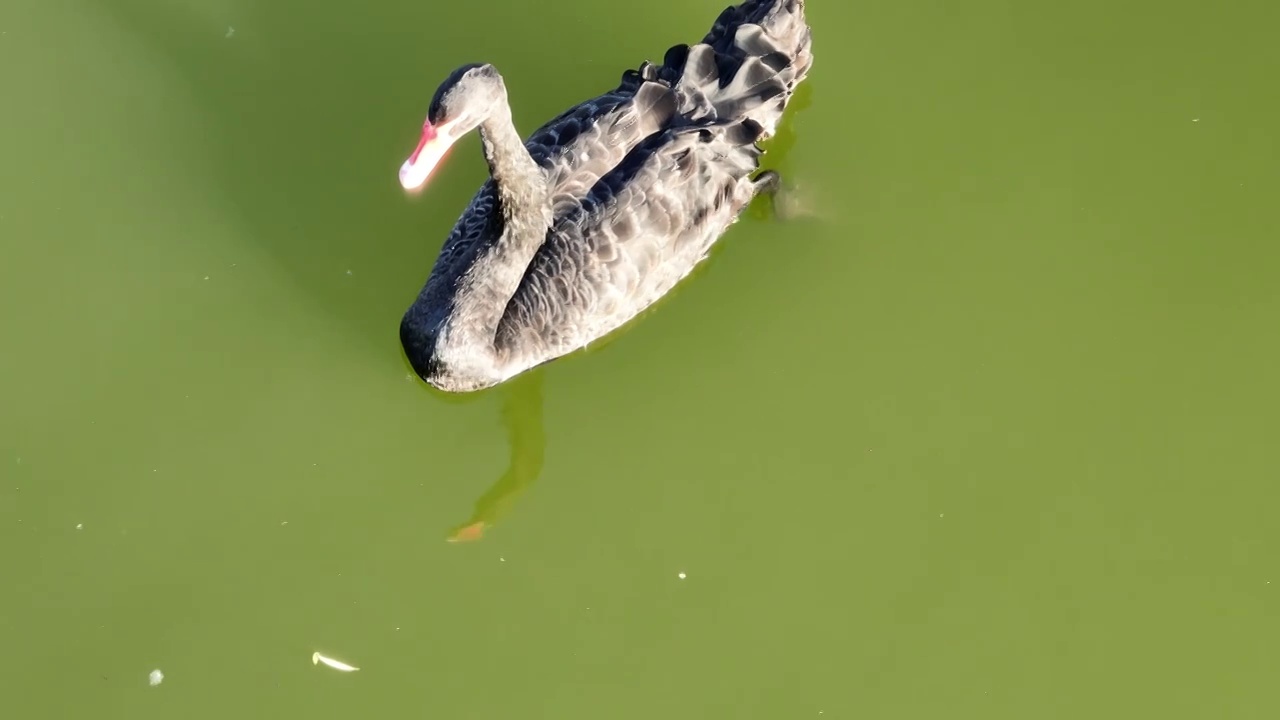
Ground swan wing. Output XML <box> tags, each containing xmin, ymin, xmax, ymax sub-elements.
<box><xmin>496</xmin><ymin>119</ymin><xmax>766</xmax><ymax>361</ymax></box>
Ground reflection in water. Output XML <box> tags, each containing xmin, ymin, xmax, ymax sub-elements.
<box><xmin>446</xmin><ymin>372</ymin><xmax>546</xmax><ymax>542</ymax></box>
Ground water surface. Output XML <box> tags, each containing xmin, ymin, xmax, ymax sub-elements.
<box><xmin>2</xmin><ymin>0</ymin><xmax>1278</xmax><ymax>717</ymax></box>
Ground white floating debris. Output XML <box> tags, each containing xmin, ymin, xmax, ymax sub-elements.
<box><xmin>312</xmin><ymin>652</ymin><xmax>359</xmax><ymax>672</ymax></box>
<box><xmin>225</xmin><ymin>27</ymin><xmax>235</xmax><ymax>39</ymax></box>
<box><xmin>677</xmin><ymin>572</ymin><xmax>687</xmax><ymax>580</ymax></box>
<box><xmin>76</xmin><ymin>523</ymin><xmax>83</xmax><ymax>530</ymax></box>
<box><xmin>149</xmin><ymin>669</ymin><xmax>164</xmax><ymax>686</ymax></box>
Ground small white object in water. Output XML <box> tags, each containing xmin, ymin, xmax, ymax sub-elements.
<box><xmin>226</xmin><ymin>27</ymin><xmax>235</xmax><ymax>39</ymax></box>
<box><xmin>312</xmin><ymin>652</ymin><xmax>359</xmax><ymax>672</ymax></box>
<box><xmin>678</xmin><ymin>572</ymin><xmax>686</xmax><ymax>580</ymax></box>
<box><xmin>149</xmin><ymin>669</ymin><xmax>164</xmax><ymax>686</ymax></box>
<box><xmin>76</xmin><ymin>523</ymin><xmax>83</xmax><ymax>530</ymax></box>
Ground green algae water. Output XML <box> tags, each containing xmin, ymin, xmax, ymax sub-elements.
<box><xmin>2</xmin><ymin>0</ymin><xmax>1278</xmax><ymax>717</ymax></box>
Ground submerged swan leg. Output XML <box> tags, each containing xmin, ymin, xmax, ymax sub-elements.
<box><xmin>753</xmin><ymin>169</ymin><xmax>815</xmax><ymax>222</ymax></box>
<box><xmin>751</xmin><ymin>170</ymin><xmax>788</xmax><ymax>220</ymax></box>
<box><xmin>752</xmin><ymin>170</ymin><xmax>782</xmax><ymax>197</ymax></box>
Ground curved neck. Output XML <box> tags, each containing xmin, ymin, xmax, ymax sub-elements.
<box><xmin>442</xmin><ymin>90</ymin><xmax>551</xmax><ymax>374</ymax></box>
<box><xmin>480</xmin><ymin>101</ymin><xmax>546</xmax><ymax>212</ymax></box>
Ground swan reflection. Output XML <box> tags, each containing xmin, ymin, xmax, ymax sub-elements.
<box><xmin>446</xmin><ymin>372</ymin><xmax>545</xmax><ymax>542</ymax></box>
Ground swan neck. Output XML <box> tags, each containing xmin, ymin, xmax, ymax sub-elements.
<box><xmin>440</xmin><ymin>93</ymin><xmax>550</xmax><ymax>379</ymax></box>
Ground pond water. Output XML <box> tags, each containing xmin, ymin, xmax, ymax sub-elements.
<box><xmin>2</xmin><ymin>0</ymin><xmax>1278</xmax><ymax>717</ymax></box>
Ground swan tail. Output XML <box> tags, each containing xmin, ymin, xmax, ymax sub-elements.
<box><xmin>664</xmin><ymin>0</ymin><xmax>812</xmax><ymax>138</ymax></box>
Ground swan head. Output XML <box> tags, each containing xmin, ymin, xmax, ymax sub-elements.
<box><xmin>399</xmin><ymin>63</ymin><xmax>506</xmax><ymax>191</ymax></box>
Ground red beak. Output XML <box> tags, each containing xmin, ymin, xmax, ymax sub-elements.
<box><xmin>409</xmin><ymin>122</ymin><xmax>438</xmax><ymax>165</ymax></box>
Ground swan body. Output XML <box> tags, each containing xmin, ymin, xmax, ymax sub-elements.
<box><xmin>398</xmin><ymin>0</ymin><xmax>813</xmax><ymax>392</ymax></box>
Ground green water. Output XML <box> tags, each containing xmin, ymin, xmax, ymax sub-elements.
<box><xmin>3</xmin><ymin>0</ymin><xmax>1278</xmax><ymax>717</ymax></box>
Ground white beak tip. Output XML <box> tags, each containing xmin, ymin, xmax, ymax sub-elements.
<box><xmin>399</xmin><ymin>160</ymin><xmax>424</xmax><ymax>190</ymax></box>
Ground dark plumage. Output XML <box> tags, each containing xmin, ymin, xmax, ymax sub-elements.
<box><xmin>398</xmin><ymin>0</ymin><xmax>813</xmax><ymax>392</ymax></box>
